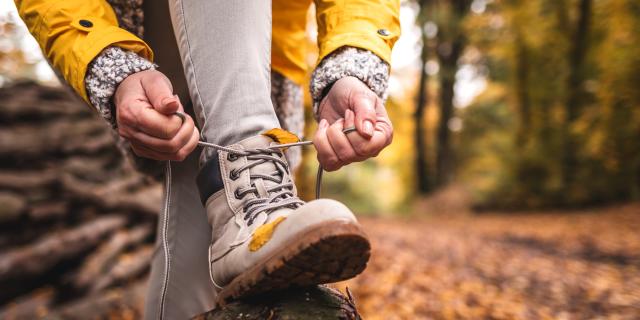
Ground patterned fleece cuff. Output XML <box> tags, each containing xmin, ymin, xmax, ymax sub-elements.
<box><xmin>85</xmin><ymin>46</ymin><xmax>156</xmax><ymax>128</ymax></box>
<box><xmin>309</xmin><ymin>46</ymin><xmax>390</xmax><ymax>120</ymax></box>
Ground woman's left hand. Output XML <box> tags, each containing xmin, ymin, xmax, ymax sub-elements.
<box><xmin>313</xmin><ymin>76</ymin><xmax>393</xmax><ymax>171</ymax></box>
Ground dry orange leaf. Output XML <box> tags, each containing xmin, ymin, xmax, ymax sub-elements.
<box><xmin>262</xmin><ymin>128</ymin><xmax>300</xmax><ymax>145</ymax></box>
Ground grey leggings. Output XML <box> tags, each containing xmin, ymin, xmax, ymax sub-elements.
<box><xmin>142</xmin><ymin>0</ymin><xmax>279</xmax><ymax>319</ymax></box>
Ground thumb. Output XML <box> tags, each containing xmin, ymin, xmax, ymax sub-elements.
<box><xmin>140</xmin><ymin>71</ymin><xmax>181</xmax><ymax>115</ymax></box>
<box><xmin>351</xmin><ymin>93</ymin><xmax>377</xmax><ymax>138</ymax></box>
<box><xmin>156</xmin><ymin>95</ymin><xmax>182</xmax><ymax>115</ymax></box>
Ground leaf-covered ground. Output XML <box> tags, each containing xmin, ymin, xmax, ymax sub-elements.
<box><xmin>337</xmin><ymin>203</ymin><xmax>640</xmax><ymax>319</ymax></box>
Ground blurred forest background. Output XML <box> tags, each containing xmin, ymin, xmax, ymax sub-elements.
<box><xmin>296</xmin><ymin>0</ymin><xmax>640</xmax><ymax>214</ymax></box>
<box><xmin>0</xmin><ymin>0</ymin><xmax>639</xmax><ymax>319</ymax></box>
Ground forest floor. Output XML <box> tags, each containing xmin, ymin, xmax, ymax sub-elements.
<box><xmin>339</xmin><ymin>190</ymin><xmax>640</xmax><ymax>319</ymax></box>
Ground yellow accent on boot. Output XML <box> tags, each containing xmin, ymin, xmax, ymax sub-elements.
<box><xmin>248</xmin><ymin>216</ymin><xmax>287</xmax><ymax>252</ymax></box>
<box><xmin>262</xmin><ymin>128</ymin><xmax>300</xmax><ymax>145</ymax></box>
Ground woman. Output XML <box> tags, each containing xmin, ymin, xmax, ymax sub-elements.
<box><xmin>15</xmin><ymin>0</ymin><xmax>400</xmax><ymax>318</ymax></box>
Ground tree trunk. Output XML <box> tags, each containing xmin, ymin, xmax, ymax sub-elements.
<box><xmin>415</xmin><ymin>35</ymin><xmax>431</xmax><ymax>194</ymax></box>
<box><xmin>435</xmin><ymin>39</ymin><xmax>464</xmax><ymax>187</ymax></box>
<box><xmin>193</xmin><ymin>286</ymin><xmax>361</xmax><ymax>320</ymax></box>
<box><xmin>562</xmin><ymin>0</ymin><xmax>593</xmax><ymax>191</ymax></box>
<box><xmin>514</xmin><ymin>32</ymin><xmax>531</xmax><ymax>149</ymax></box>
<box><xmin>434</xmin><ymin>0</ymin><xmax>469</xmax><ymax>187</ymax></box>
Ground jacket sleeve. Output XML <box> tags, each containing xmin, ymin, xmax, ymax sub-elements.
<box><xmin>311</xmin><ymin>0</ymin><xmax>400</xmax><ymax>118</ymax></box>
<box><xmin>14</xmin><ymin>0</ymin><xmax>153</xmax><ymax>102</ymax></box>
<box><xmin>314</xmin><ymin>0</ymin><xmax>400</xmax><ymax>65</ymax></box>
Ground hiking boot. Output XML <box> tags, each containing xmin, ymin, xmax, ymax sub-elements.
<box><xmin>196</xmin><ymin>132</ymin><xmax>370</xmax><ymax>303</ymax></box>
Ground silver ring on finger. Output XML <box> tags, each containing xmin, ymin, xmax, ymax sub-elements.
<box><xmin>342</xmin><ymin>126</ymin><xmax>357</xmax><ymax>135</ymax></box>
<box><xmin>174</xmin><ymin>111</ymin><xmax>186</xmax><ymax>124</ymax></box>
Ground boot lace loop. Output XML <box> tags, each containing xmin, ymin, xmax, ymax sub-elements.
<box><xmin>226</xmin><ymin>147</ymin><xmax>303</xmax><ymax>225</ymax></box>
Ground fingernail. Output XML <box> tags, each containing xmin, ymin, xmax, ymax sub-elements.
<box><xmin>161</xmin><ymin>97</ymin><xmax>175</xmax><ymax>107</ymax></box>
<box><xmin>363</xmin><ymin>120</ymin><xmax>374</xmax><ymax>136</ymax></box>
<box><xmin>319</xmin><ymin>119</ymin><xmax>328</xmax><ymax>129</ymax></box>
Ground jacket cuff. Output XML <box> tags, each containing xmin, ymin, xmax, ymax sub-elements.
<box><xmin>85</xmin><ymin>46</ymin><xmax>155</xmax><ymax>128</ymax></box>
<box><xmin>309</xmin><ymin>47</ymin><xmax>390</xmax><ymax>120</ymax></box>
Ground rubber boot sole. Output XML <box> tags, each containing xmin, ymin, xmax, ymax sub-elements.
<box><xmin>216</xmin><ymin>220</ymin><xmax>370</xmax><ymax>305</ymax></box>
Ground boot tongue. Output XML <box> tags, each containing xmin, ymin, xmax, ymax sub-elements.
<box><xmin>235</xmin><ymin>134</ymin><xmax>275</xmax><ymax>150</ymax></box>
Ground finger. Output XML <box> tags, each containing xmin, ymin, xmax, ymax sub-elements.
<box><xmin>140</xmin><ymin>72</ymin><xmax>178</xmax><ymax>114</ymax></box>
<box><xmin>131</xmin><ymin>137</ymin><xmax>194</xmax><ymax>162</ymax></box>
<box><xmin>327</xmin><ymin>116</ymin><xmax>364</xmax><ymax>164</ymax></box>
<box><xmin>351</xmin><ymin>90</ymin><xmax>378</xmax><ymax>138</ymax></box>
<box><xmin>136</xmin><ymin>107</ymin><xmax>183</xmax><ymax>139</ymax></box>
<box><xmin>345</xmin><ymin>127</ymin><xmax>390</xmax><ymax>158</ymax></box>
<box><xmin>158</xmin><ymin>95</ymin><xmax>183</xmax><ymax>115</ymax></box>
<box><xmin>344</xmin><ymin>108</ymin><xmax>357</xmax><ymax>133</ymax></box>
<box><xmin>374</xmin><ymin>98</ymin><xmax>394</xmax><ymax>146</ymax></box>
<box><xmin>129</xmin><ymin>113</ymin><xmax>195</xmax><ymax>153</ymax></box>
<box><xmin>173</xmin><ymin>126</ymin><xmax>200</xmax><ymax>162</ymax></box>
<box><xmin>131</xmin><ymin>143</ymin><xmax>174</xmax><ymax>161</ymax></box>
<box><xmin>344</xmin><ymin>108</ymin><xmax>368</xmax><ymax>160</ymax></box>
<box><xmin>313</xmin><ymin>119</ymin><xmax>342</xmax><ymax>171</ymax></box>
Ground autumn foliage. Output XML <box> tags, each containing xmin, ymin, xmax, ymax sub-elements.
<box><xmin>341</xmin><ymin>199</ymin><xmax>640</xmax><ymax>319</ymax></box>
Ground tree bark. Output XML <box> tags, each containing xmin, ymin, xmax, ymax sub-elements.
<box><xmin>0</xmin><ymin>215</ymin><xmax>126</xmax><ymax>282</ymax></box>
<box><xmin>0</xmin><ymin>82</ymin><xmax>159</xmax><ymax>314</ymax></box>
<box><xmin>194</xmin><ymin>286</ymin><xmax>361</xmax><ymax>320</ymax></box>
<box><xmin>434</xmin><ymin>0</ymin><xmax>470</xmax><ymax>187</ymax></box>
<box><xmin>415</xmin><ymin>35</ymin><xmax>432</xmax><ymax>194</ymax></box>
<box><xmin>562</xmin><ymin>0</ymin><xmax>593</xmax><ymax>191</ymax></box>
<box><xmin>46</xmin><ymin>281</ymin><xmax>147</xmax><ymax>320</ymax></box>
<box><xmin>61</xmin><ymin>173</ymin><xmax>161</xmax><ymax>216</ymax></box>
<box><xmin>514</xmin><ymin>32</ymin><xmax>531</xmax><ymax>149</ymax></box>
<box><xmin>91</xmin><ymin>245</ymin><xmax>153</xmax><ymax>293</ymax></box>
<box><xmin>74</xmin><ymin>225</ymin><xmax>152</xmax><ymax>291</ymax></box>
<box><xmin>435</xmin><ymin>39</ymin><xmax>464</xmax><ymax>187</ymax></box>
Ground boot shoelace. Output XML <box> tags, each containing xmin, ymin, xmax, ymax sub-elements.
<box><xmin>197</xmin><ymin>140</ymin><xmax>324</xmax><ymax>226</ymax></box>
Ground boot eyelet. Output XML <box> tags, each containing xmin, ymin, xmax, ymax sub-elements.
<box><xmin>234</xmin><ymin>189</ymin><xmax>242</xmax><ymax>199</ymax></box>
<box><xmin>229</xmin><ymin>169</ymin><xmax>239</xmax><ymax>180</ymax></box>
<box><xmin>227</xmin><ymin>153</ymin><xmax>238</xmax><ymax>161</ymax></box>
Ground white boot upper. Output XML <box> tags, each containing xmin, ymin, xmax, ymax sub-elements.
<box><xmin>203</xmin><ymin>135</ymin><xmax>358</xmax><ymax>288</ymax></box>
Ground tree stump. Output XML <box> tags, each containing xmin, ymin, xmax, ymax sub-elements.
<box><xmin>193</xmin><ymin>286</ymin><xmax>362</xmax><ymax>320</ymax></box>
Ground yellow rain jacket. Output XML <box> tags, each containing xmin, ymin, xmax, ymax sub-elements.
<box><xmin>15</xmin><ymin>0</ymin><xmax>400</xmax><ymax>103</ymax></box>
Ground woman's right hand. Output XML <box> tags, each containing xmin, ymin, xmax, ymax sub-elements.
<box><xmin>114</xmin><ymin>69</ymin><xmax>199</xmax><ymax>161</ymax></box>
